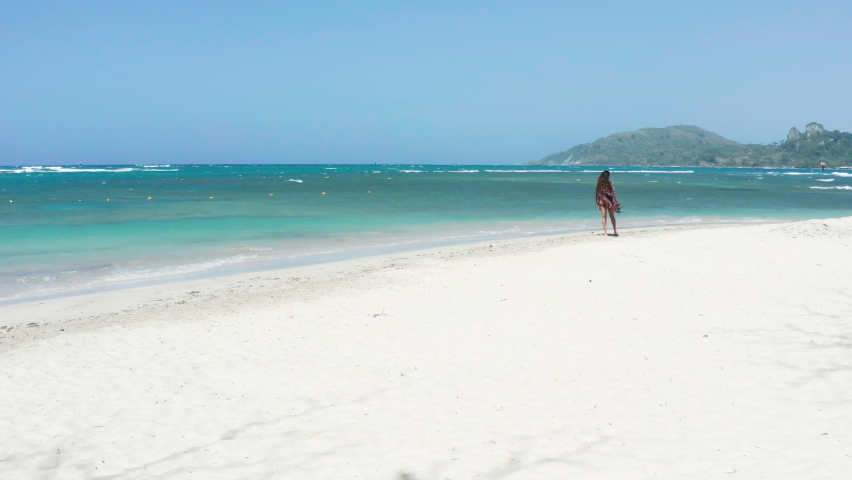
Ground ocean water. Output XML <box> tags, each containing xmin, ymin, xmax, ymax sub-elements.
<box><xmin>2</xmin><ymin>164</ymin><xmax>851</xmax><ymax>301</ymax></box>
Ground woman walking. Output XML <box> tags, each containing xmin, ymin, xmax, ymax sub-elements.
<box><xmin>596</xmin><ymin>170</ymin><xmax>621</xmax><ymax>236</ymax></box>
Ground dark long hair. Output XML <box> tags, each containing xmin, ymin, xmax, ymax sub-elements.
<box><xmin>596</xmin><ymin>170</ymin><xmax>612</xmax><ymax>193</ymax></box>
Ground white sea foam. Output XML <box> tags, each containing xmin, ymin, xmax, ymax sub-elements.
<box><xmin>816</xmin><ymin>179</ymin><xmax>835</xmax><ymax>182</ymax></box>
<box><xmin>288</xmin><ymin>179</ymin><xmax>303</xmax><ymax>183</ymax></box>
<box><xmin>810</xmin><ymin>186</ymin><xmax>852</xmax><ymax>190</ymax></box>
<box><xmin>399</xmin><ymin>170</ymin><xmax>425</xmax><ymax>173</ymax></box>
<box><xmin>581</xmin><ymin>170</ymin><xmax>694</xmax><ymax>174</ymax></box>
<box><xmin>101</xmin><ymin>254</ymin><xmax>258</xmax><ymax>283</ymax></box>
<box><xmin>446</xmin><ymin>170</ymin><xmax>480</xmax><ymax>173</ymax></box>
<box><xmin>832</xmin><ymin>172</ymin><xmax>852</xmax><ymax>177</ymax></box>
<box><xmin>483</xmin><ymin>169</ymin><xmax>566</xmax><ymax>173</ymax></box>
<box><xmin>782</xmin><ymin>172</ymin><xmax>814</xmax><ymax>175</ymax></box>
<box><xmin>0</xmin><ymin>166</ymin><xmax>177</xmax><ymax>173</ymax></box>
<box><xmin>53</xmin><ymin>167</ymin><xmax>136</xmax><ymax>173</ymax></box>
<box><xmin>38</xmin><ymin>166</ymin><xmax>133</xmax><ymax>173</ymax></box>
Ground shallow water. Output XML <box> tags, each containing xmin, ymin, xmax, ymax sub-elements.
<box><xmin>1</xmin><ymin>164</ymin><xmax>850</xmax><ymax>300</ymax></box>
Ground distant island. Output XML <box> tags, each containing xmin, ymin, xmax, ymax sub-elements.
<box><xmin>530</xmin><ymin>123</ymin><xmax>852</xmax><ymax>168</ymax></box>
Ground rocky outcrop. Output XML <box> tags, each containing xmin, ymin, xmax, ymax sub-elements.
<box><xmin>788</xmin><ymin>128</ymin><xmax>802</xmax><ymax>141</ymax></box>
<box><xmin>806</xmin><ymin>122</ymin><xmax>825</xmax><ymax>137</ymax></box>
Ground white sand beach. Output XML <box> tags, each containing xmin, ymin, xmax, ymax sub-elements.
<box><xmin>1</xmin><ymin>218</ymin><xmax>851</xmax><ymax>479</ymax></box>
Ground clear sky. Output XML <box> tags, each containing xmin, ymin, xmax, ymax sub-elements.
<box><xmin>1</xmin><ymin>1</ymin><xmax>850</xmax><ymax>165</ymax></box>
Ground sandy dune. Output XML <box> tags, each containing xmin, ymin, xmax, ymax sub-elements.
<box><xmin>1</xmin><ymin>218</ymin><xmax>851</xmax><ymax>479</ymax></box>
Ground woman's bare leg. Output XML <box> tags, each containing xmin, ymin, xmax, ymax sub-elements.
<box><xmin>599</xmin><ymin>205</ymin><xmax>608</xmax><ymax>235</ymax></box>
<box><xmin>608</xmin><ymin>208</ymin><xmax>618</xmax><ymax>236</ymax></box>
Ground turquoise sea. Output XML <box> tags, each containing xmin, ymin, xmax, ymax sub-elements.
<box><xmin>2</xmin><ymin>164</ymin><xmax>851</xmax><ymax>301</ymax></box>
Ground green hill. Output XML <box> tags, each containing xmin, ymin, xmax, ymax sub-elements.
<box><xmin>531</xmin><ymin>123</ymin><xmax>852</xmax><ymax>168</ymax></box>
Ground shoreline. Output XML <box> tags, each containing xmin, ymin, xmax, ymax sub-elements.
<box><xmin>4</xmin><ymin>164</ymin><xmax>850</xmax><ymax>305</ymax></box>
<box><xmin>2</xmin><ymin>216</ymin><xmax>851</xmax><ymax>478</ymax></box>
<box><xmin>0</xmin><ymin>215</ymin><xmax>798</xmax><ymax>309</ymax></box>
<box><xmin>1</xmin><ymin>221</ymin><xmax>767</xmax><ymax>332</ymax></box>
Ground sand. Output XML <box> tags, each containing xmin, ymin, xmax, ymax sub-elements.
<box><xmin>1</xmin><ymin>218</ymin><xmax>851</xmax><ymax>479</ymax></box>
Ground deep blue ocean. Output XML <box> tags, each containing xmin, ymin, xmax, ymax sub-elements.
<box><xmin>2</xmin><ymin>164</ymin><xmax>851</xmax><ymax>301</ymax></box>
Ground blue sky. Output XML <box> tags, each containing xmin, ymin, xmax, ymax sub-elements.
<box><xmin>1</xmin><ymin>1</ymin><xmax>850</xmax><ymax>164</ymax></box>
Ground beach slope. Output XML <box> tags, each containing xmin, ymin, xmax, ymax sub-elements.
<box><xmin>1</xmin><ymin>218</ymin><xmax>851</xmax><ymax>479</ymax></box>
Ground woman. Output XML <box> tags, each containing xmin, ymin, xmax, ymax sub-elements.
<box><xmin>595</xmin><ymin>170</ymin><xmax>621</xmax><ymax>236</ymax></box>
